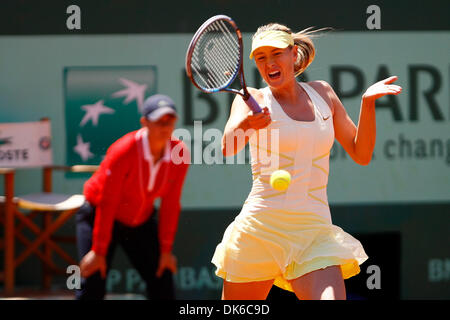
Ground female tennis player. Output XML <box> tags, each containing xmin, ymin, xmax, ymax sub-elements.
<box><xmin>211</xmin><ymin>23</ymin><xmax>402</xmax><ymax>300</ymax></box>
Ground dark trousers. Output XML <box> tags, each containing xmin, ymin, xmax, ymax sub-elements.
<box><xmin>75</xmin><ymin>201</ymin><xmax>175</xmax><ymax>300</ymax></box>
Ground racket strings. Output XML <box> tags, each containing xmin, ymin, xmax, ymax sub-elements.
<box><xmin>200</xmin><ymin>22</ymin><xmax>238</xmax><ymax>72</ymax></box>
<box><xmin>193</xmin><ymin>27</ymin><xmax>236</xmax><ymax>87</ymax></box>
<box><xmin>212</xmin><ymin>20</ymin><xmax>240</xmax><ymax>65</ymax></box>
<box><xmin>190</xmin><ymin>19</ymin><xmax>240</xmax><ymax>90</ymax></box>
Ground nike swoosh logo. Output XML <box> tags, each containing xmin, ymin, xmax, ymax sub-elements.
<box><xmin>323</xmin><ymin>116</ymin><xmax>330</xmax><ymax>121</ymax></box>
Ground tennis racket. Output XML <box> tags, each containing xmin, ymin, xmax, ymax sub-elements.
<box><xmin>185</xmin><ymin>15</ymin><xmax>262</xmax><ymax>113</ymax></box>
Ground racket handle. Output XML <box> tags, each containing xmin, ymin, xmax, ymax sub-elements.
<box><xmin>244</xmin><ymin>94</ymin><xmax>262</xmax><ymax>113</ymax></box>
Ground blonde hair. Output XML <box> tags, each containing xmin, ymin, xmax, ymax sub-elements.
<box><xmin>252</xmin><ymin>23</ymin><xmax>330</xmax><ymax>77</ymax></box>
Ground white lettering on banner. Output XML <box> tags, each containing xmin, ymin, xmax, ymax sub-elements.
<box><xmin>106</xmin><ymin>269</ymin><xmax>122</xmax><ymax>292</ymax></box>
<box><xmin>126</xmin><ymin>268</ymin><xmax>146</xmax><ymax>292</ymax></box>
<box><xmin>105</xmin><ymin>267</ymin><xmax>221</xmax><ymax>293</ymax></box>
<box><xmin>428</xmin><ymin>258</ymin><xmax>450</xmax><ymax>282</ymax></box>
<box><xmin>106</xmin><ymin>269</ymin><xmax>147</xmax><ymax>292</ymax></box>
<box><xmin>175</xmin><ymin>266</ymin><xmax>221</xmax><ymax>290</ymax></box>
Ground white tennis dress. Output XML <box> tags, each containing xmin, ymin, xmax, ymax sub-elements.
<box><xmin>212</xmin><ymin>82</ymin><xmax>368</xmax><ymax>292</ymax></box>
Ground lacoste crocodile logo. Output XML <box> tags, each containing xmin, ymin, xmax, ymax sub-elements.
<box><xmin>0</xmin><ymin>134</ymin><xmax>12</xmax><ymax>146</ymax></box>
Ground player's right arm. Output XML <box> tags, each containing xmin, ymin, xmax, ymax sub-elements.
<box><xmin>80</xmin><ymin>139</ymin><xmax>130</xmax><ymax>278</ymax></box>
<box><xmin>221</xmin><ymin>87</ymin><xmax>271</xmax><ymax>156</ymax></box>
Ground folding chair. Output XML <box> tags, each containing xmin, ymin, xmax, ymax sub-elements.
<box><xmin>0</xmin><ymin>119</ymin><xmax>98</xmax><ymax>296</ymax></box>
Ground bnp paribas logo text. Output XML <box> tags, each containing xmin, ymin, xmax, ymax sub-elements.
<box><xmin>65</xmin><ymin>66</ymin><xmax>157</xmax><ymax>166</ymax></box>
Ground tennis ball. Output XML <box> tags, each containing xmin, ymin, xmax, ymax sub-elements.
<box><xmin>270</xmin><ymin>170</ymin><xmax>291</xmax><ymax>191</ymax></box>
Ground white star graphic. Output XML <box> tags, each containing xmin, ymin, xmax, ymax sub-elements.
<box><xmin>79</xmin><ymin>100</ymin><xmax>115</xmax><ymax>127</ymax></box>
<box><xmin>111</xmin><ymin>78</ymin><xmax>148</xmax><ymax>112</ymax></box>
<box><xmin>73</xmin><ymin>134</ymin><xmax>94</xmax><ymax>162</ymax></box>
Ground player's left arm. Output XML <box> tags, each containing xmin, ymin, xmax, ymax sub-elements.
<box><xmin>314</xmin><ymin>77</ymin><xmax>402</xmax><ymax>166</ymax></box>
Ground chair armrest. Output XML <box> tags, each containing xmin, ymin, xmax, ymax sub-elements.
<box><xmin>41</xmin><ymin>166</ymin><xmax>98</xmax><ymax>192</ymax></box>
<box><xmin>70</xmin><ymin>165</ymin><xmax>99</xmax><ymax>173</ymax></box>
<box><xmin>45</xmin><ymin>165</ymin><xmax>99</xmax><ymax>173</ymax></box>
<box><xmin>0</xmin><ymin>168</ymin><xmax>15</xmax><ymax>175</ymax></box>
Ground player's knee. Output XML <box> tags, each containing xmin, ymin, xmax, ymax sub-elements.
<box><xmin>293</xmin><ymin>285</ymin><xmax>345</xmax><ymax>300</ymax></box>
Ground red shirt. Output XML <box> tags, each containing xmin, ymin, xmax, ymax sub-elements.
<box><xmin>83</xmin><ymin>128</ymin><xmax>190</xmax><ymax>256</ymax></box>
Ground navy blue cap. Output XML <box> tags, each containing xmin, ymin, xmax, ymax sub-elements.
<box><xmin>142</xmin><ymin>94</ymin><xmax>177</xmax><ymax>121</ymax></box>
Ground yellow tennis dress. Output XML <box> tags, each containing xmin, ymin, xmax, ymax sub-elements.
<box><xmin>211</xmin><ymin>82</ymin><xmax>368</xmax><ymax>292</ymax></box>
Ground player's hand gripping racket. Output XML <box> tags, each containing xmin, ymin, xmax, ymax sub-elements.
<box><xmin>185</xmin><ymin>15</ymin><xmax>262</xmax><ymax>113</ymax></box>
